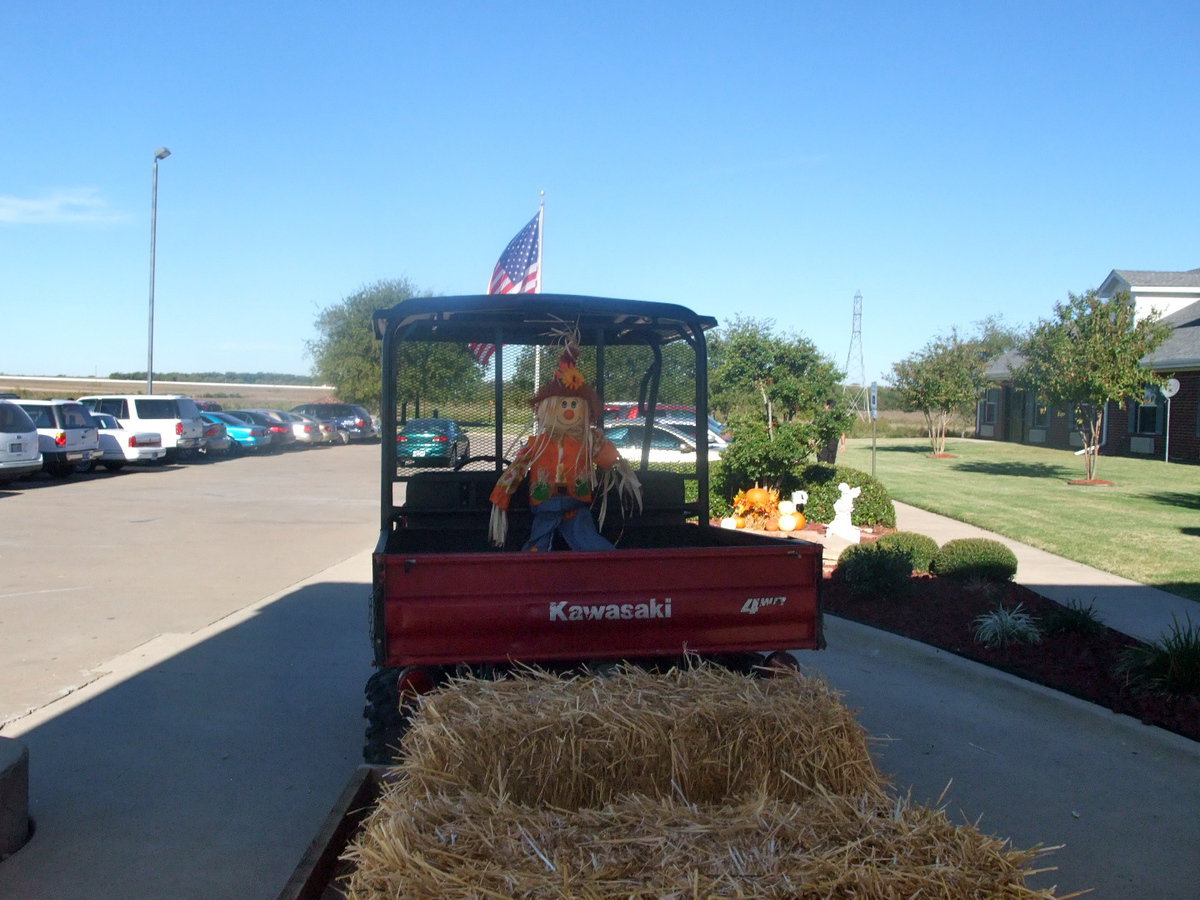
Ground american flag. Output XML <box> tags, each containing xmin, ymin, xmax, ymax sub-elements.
<box><xmin>471</xmin><ymin>213</ymin><xmax>541</xmax><ymax>366</ymax></box>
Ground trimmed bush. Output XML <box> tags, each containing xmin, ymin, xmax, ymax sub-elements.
<box><xmin>931</xmin><ymin>538</ymin><xmax>1017</xmax><ymax>582</ymax></box>
<box><xmin>795</xmin><ymin>464</ymin><xmax>896</xmax><ymax>529</ymax></box>
<box><xmin>875</xmin><ymin>531</ymin><xmax>939</xmax><ymax>574</ymax></box>
<box><xmin>835</xmin><ymin>543</ymin><xmax>912</xmax><ymax>599</ymax></box>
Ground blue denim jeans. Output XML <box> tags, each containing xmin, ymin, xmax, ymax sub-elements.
<box><xmin>523</xmin><ymin>496</ymin><xmax>614</xmax><ymax>552</ymax></box>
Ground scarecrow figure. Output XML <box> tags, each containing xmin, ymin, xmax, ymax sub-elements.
<box><xmin>489</xmin><ymin>331</ymin><xmax>641</xmax><ymax>550</ymax></box>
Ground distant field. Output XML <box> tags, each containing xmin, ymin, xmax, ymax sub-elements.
<box><xmin>0</xmin><ymin>375</ymin><xmax>336</xmax><ymax>411</ymax></box>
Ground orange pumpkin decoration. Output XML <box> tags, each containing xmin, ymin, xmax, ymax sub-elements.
<box><xmin>764</xmin><ymin>518</ymin><xmax>780</xmax><ymax>531</ymax></box>
<box><xmin>743</xmin><ymin>487</ymin><xmax>771</xmax><ymax>509</ymax></box>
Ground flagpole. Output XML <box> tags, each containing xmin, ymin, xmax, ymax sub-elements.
<box><xmin>536</xmin><ymin>190</ymin><xmax>544</xmax><ymax>294</ymax></box>
<box><xmin>534</xmin><ymin>191</ymin><xmax>545</xmax><ymax>391</ymax></box>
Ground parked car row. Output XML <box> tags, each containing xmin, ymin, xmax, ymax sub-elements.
<box><xmin>0</xmin><ymin>396</ymin><xmax>378</xmax><ymax>485</ymax></box>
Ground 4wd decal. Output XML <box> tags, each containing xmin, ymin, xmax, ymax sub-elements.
<box><xmin>550</xmin><ymin>598</ymin><xmax>672</xmax><ymax>622</ymax></box>
<box><xmin>740</xmin><ymin>595</ymin><xmax>787</xmax><ymax>614</ymax></box>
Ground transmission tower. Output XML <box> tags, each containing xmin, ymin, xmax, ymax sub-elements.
<box><xmin>843</xmin><ymin>290</ymin><xmax>868</xmax><ymax>420</ymax></box>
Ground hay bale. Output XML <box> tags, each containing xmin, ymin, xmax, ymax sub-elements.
<box><xmin>344</xmin><ymin>788</ymin><xmax>1060</xmax><ymax>899</ymax></box>
<box><xmin>344</xmin><ymin>665</ymin><xmax>1063</xmax><ymax>898</ymax></box>
<box><xmin>396</xmin><ymin>665</ymin><xmax>886</xmax><ymax>806</ymax></box>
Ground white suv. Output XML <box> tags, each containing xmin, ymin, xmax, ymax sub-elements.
<box><xmin>15</xmin><ymin>399</ymin><xmax>101</xmax><ymax>478</ymax></box>
<box><xmin>0</xmin><ymin>400</ymin><xmax>43</xmax><ymax>484</ymax></box>
<box><xmin>79</xmin><ymin>394</ymin><xmax>205</xmax><ymax>460</ymax></box>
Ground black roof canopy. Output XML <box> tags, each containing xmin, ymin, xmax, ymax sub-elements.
<box><xmin>374</xmin><ymin>293</ymin><xmax>717</xmax><ymax>348</ymax></box>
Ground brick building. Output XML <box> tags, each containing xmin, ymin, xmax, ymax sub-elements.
<box><xmin>976</xmin><ymin>269</ymin><xmax>1200</xmax><ymax>464</ymax></box>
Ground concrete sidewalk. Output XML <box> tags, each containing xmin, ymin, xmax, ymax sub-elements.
<box><xmin>812</xmin><ymin>500</ymin><xmax>1198</xmax><ymax>644</ymax></box>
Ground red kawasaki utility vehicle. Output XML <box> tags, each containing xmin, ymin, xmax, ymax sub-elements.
<box><xmin>365</xmin><ymin>294</ymin><xmax>823</xmax><ymax>762</ymax></box>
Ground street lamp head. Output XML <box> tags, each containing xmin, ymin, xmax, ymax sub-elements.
<box><xmin>154</xmin><ymin>147</ymin><xmax>171</xmax><ymax>161</ymax></box>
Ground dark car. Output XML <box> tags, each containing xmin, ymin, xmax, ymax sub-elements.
<box><xmin>395</xmin><ymin>418</ymin><xmax>470</xmax><ymax>467</ymax></box>
<box><xmin>290</xmin><ymin>403</ymin><xmax>377</xmax><ymax>442</ymax></box>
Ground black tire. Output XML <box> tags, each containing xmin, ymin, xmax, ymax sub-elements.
<box><xmin>47</xmin><ymin>462</ymin><xmax>73</xmax><ymax>478</ymax></box>
<box><xmin>103</xmin><ymin>462</ymin><xmax>125</xmax><ymax>473</ymax></box>
<box><xmin>363</xmin><ymin>666</ymin><xmax>441</xmax><ymax>764</ymax></box>
<box><xmin>75</xmin><ymin>460</ymin><xmax>97</xmax><ymax>474</ymax></box>
<box><xmin>363</xmin><ymin>668</ymin><xmax>406</xmax><ymax>764</ymax></box>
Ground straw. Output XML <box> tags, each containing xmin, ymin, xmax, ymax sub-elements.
<box><xmin>342</xmin><ymin>664</ymin><xmax>1065</xmax><ymax>899</ymax></box>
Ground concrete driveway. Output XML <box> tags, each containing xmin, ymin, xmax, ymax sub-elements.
<box><xmin>1</xmin><ymin>448</ymin><xmax>1196</xmax><ymax>898</ymax></box>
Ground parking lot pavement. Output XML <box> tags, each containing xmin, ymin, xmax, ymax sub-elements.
<box><xmin>0</xmin><ymin>445</ymin><xmax>378</xmax><ymax>728</ymax></box>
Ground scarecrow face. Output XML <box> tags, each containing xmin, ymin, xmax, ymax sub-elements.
<box><xmin>545</xmin><ymin>395</ymin><xmax>588</xmax><ymax>435</ymax></box>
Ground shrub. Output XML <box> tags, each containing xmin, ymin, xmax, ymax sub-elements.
<box><xmin>711</xmin><ymin>455</ymin><xmax>896</xmax><ymax>531</ymax></box>
<box><xmin>1119</xmin><ymin>616</ymin><xmax>1200</xmax><ymax>695</ymax></box>
<box><xmin>1042</xmin><ymin>599</ymin><xmax>1106</xmax><ymax>638</ymax></box>
<box><xmin>834</xmin><ymin>543</ymin><xmax>912</xmax><ymax>599</ymax></box>
<box><xmin>875</xmin><ymin>531</ymin><xmax>939</xmax><ymax>574</ymax></box>
<box><xmin>973</xmin><ymin>604</ymin><xmax>1042</xmax><ymax>648</ymax></box>
<box><xmin>712</xmin><ymin>419</ymin><xmax>811</xmax><ymax>495</ymax></box>
<box><xmin>794</xmin><ymin>464</ymin><xmax>896</xmax><ymax>529</ymax></box>
<box><xmin>931</xmin><ymin>538</ymin><xmax>1017</xmax><ymax>581</ymax></box>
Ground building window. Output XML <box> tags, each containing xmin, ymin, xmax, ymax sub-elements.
<box><xmin>980</xmin><ymin>389</ymin><xmax>999</xmax><ymax>426</ymax></box>
<box><xmin>1031</xmin><ymin>399</ymin><xmax>1051</xmax><ymax>428</ymax></box>
<box><xmin>1131</xmin><ymin>388</ymin><xmax>1162</xmax><ymax>435</ymax></box>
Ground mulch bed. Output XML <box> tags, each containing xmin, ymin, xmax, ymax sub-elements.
<box><xmin>822</xmin><ymin>574</ymin><xmax>1200</xmax><ymax>744</ymax></box>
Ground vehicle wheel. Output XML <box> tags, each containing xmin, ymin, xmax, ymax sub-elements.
<box><xmin>762</xmin><ymin>650</ymin><xmax>800</xmax><ymax>674</ymax></box>
<box><xmin>75</xmin><ymin>460</ymin><xmax>97</xmax><ymax>474</ymax></box>
<box><xmin>103</xmin><ymin>462</ymin><xmax>125</xmax><ymax>473</ymax></box>
<box><xmin>337</xmin><ymin>430</ymin><xmax>350</xmax><ymax>445</ymax></box>
<box><xmin>47</xmin><ymin>463</ymin><xmax>73</xmax><ymax>478</ymax></box>
<box><xmin>363</xmin><ymin>666</ymin><xmax>439</xmax><ymax>764</ymax></box>
<box><xmin>228</xmin><ymin>440</ymin><xmax>242</xmax><ymax>456</ymax></box>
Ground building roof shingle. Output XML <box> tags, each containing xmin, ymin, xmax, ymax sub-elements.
<box><xmin>1112</xmin><ymin>268</ymin><xmax>1200</xmax><ymax>289</ymax></box>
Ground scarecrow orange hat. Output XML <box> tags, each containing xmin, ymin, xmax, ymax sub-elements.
<box><xmin>530</xmin><ymin>341</ymin><xmax>603</xmax><ymax>423</ymax></box>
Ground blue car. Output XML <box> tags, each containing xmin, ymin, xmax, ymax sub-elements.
<box><xmin>203</xmin><ymin>412</ymin><xmax>270</xmax><ymax>454</ymax></box>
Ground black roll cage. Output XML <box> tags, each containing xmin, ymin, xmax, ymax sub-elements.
<box><xmin>373</xmin><ymin>293</ymin><xmax>718</xmax><ymax>532</ymax></box>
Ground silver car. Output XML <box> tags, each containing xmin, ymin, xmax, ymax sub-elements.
<box><xmin>0</xmin><ymin>400</ymin><xmax>42</xmax><ymax>484</ymax></box>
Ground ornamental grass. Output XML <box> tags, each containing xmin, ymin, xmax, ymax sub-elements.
<box><xmin>342</xmin><ymin>665</ymin><xmax>1063</xmax><ymax>899</ymax></box>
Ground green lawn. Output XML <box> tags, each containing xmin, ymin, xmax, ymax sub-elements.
<box><xmin>838</xmin><ymin>437</ymin><xmax>1200</xmax><ymax>602</ymax></box>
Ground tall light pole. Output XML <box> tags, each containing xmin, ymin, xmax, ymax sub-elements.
<box><xmin>147</xmin><ymin>147</ymin><xmax>171</xmax><ymax>394</ymax></box>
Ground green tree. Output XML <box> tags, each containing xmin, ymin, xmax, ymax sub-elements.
<box><xmin>308</xmin><ymin>279</ymin><xmax>481</xmax><ymax>412</ymax></box>
<box><xmin>1016</xmin><ymin>289</ymin><xmax>1171</xmax><ymax>481</ymax></box>
<box><xmin>890</xmin><ymin>329</ymin><xmax>993</xmax><ymax>456</ymax></box>
<box><xmin>971</xmin><ymin>314</ymin><xmax>1026</xmax><ymax>360</ymax></box>
<box><xmin>709</xmin><ymin>316</ymin><xmax>851</xmax><ymax>493</ymax></box>
<box><xmin>504</xmin><ymin>341</ymin><xmax>696</xmax><ymax>408</ymax></box>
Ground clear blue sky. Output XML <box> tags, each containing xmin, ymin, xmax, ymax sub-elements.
<box><xmin>2</xmin><ymin>0</ymin><xmax>1197</xmax><ymax>385</ymax></box>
